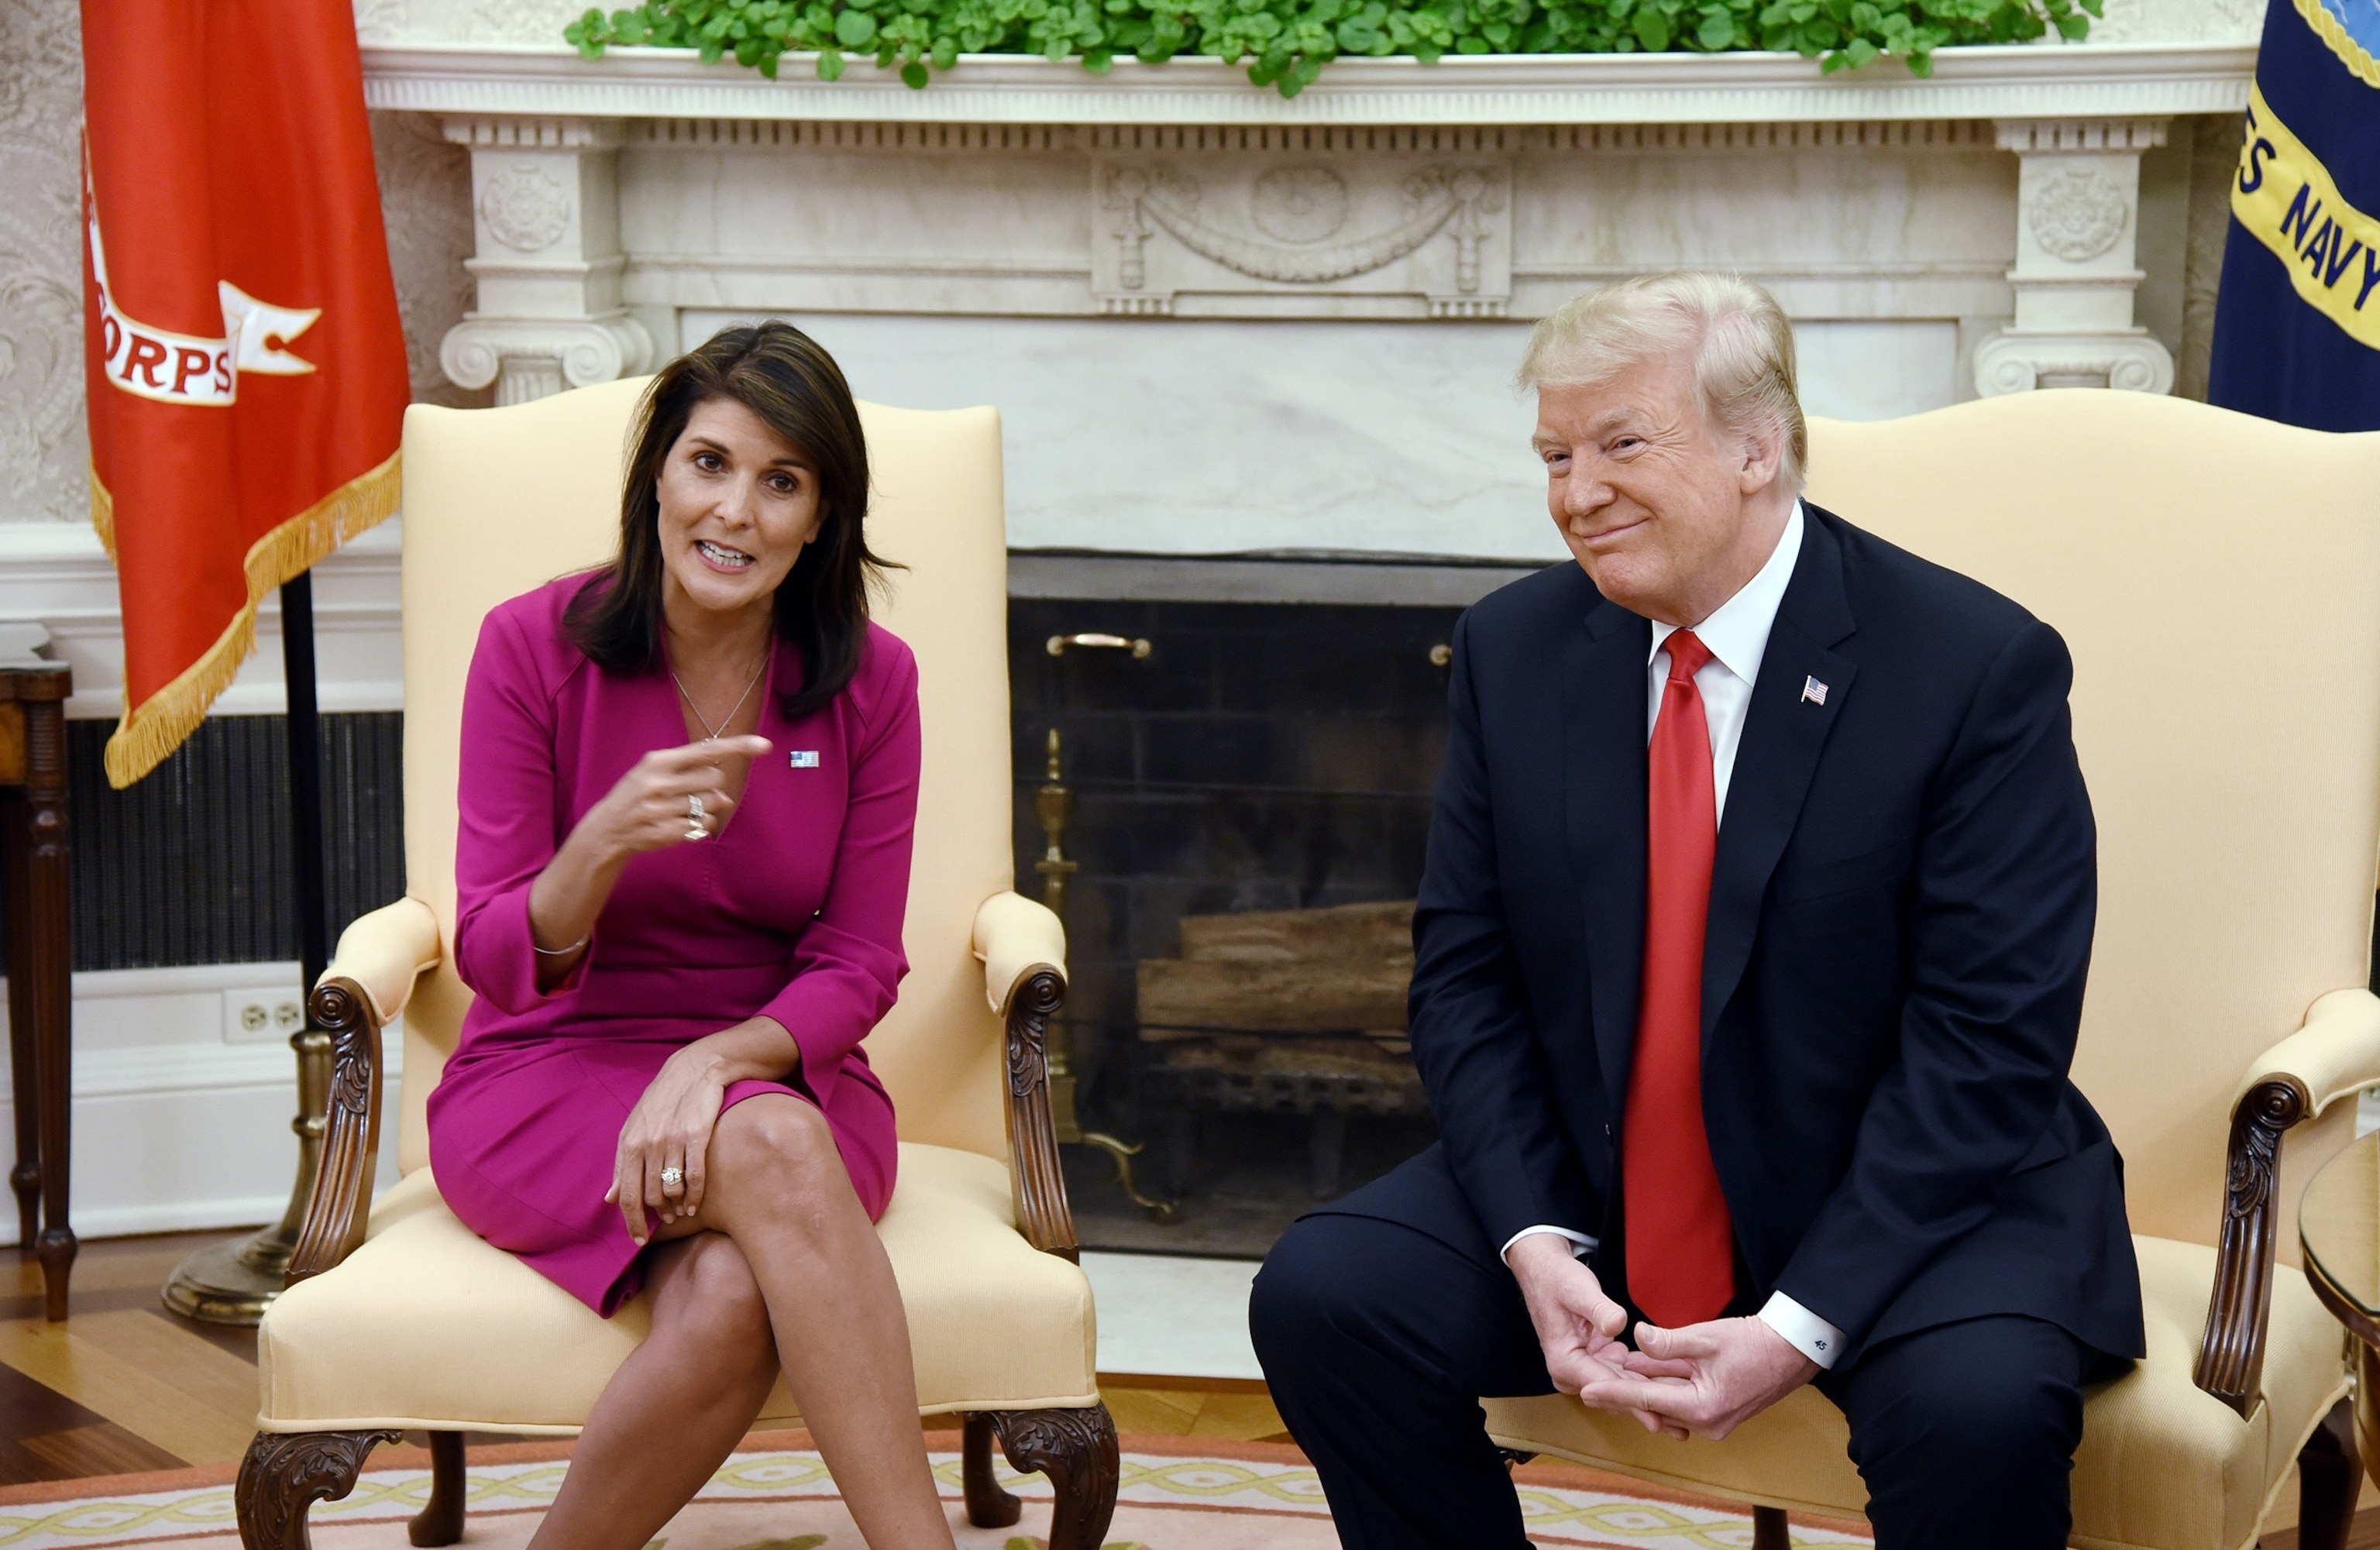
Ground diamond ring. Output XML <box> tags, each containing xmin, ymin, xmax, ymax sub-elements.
<box><xmin>683</xmin><ymin>793</ymin><xmax>708</xmax><ymax>842</ymax></box>
<box><xmin>659</xmin><ymin>1166</ymin><xmax>686</xmax><ymax>1192</ymax></box>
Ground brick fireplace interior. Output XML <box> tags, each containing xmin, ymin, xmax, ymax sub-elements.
<box><xmin>1008</xmin><ymin>550</ymin><xmax>1538</xmax><ymax>1256</ymax></box>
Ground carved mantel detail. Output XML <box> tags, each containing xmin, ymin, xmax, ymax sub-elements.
<box><xmin>1092</xmin><ymin>155</ymin><xmax>1512</xmax><ymax>318</ymax></box>
<box><xmin>436</xmin><ymin>114</ymin><xmax>652</xmax><ymax>404</ymax></box>
<box><xmin>1976</xmin><ymin>115</ymin><xmax>2175</xmax><ymax>396</ymax></box>
<box><xmin>476</xmin><ymin>162</ymin><xmax>573</xmax><ymax>253</ymax></box>
<box><xmin>2027</xmin><ymin>164</ymin><xmax>2129</xmax><ymax>262</ymax></box>
<box><xmin>401</xmin><ymin>94</ymin><xmax>2206</xmax><ymax>407</ymax></box>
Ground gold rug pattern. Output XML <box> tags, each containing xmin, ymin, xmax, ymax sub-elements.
<box><xmin>0</xmin><ymin>1436</ymin><xmax>1872</xmax><ymax>1550</ymax></box>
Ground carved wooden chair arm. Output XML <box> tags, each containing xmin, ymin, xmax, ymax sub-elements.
<box><xmin>2195</xmin><ymin>988</ymin><xmax>2380</xmax><ymax>1414</ymax></box>
<box><xmin>284</xmin><ymin>900</ymin><xmax>441</xmax><ymax>1286</ymax></box>
<box><xmin>975</xmin><ymin>892</ymin><xmax>1078</xmax><ymax>1262</ymax></box>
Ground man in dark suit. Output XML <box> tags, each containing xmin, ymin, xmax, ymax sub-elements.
<box><xmin>1250</xmin><ymin>272</ymin><xmax>2143</xmax><ymax>1550</ymax></box>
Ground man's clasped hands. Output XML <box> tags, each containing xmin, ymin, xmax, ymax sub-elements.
<box><xmin>1504</xmin><ymin>1235</ymin><xmax>1821</xmax><ymax>1442</ymax></box>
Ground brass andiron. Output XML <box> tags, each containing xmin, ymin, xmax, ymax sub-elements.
<box><xmin>163</xmin><ymin>1018</ymin><xmax>334</xmax><ymax>1323</ymax></box>
<box><xmin>1033</xmin><ymin>727</ymin><xmax>1080</xmax><ymax>917</ymax></box>
<box><xmin>1037</xmin><ymin>729</ymin><xmax>1175</xmax><ymax>1223</ymax></box>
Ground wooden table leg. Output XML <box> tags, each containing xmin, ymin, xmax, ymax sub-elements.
<box><xmin>18</xmin><ymin>693</ymin><xmax>72</xmax><ymax>1321</ymax></box>
<box><xmin>2</xmin><ymin>786</ymin><xmax>40</xmax><ymax>1253</ymax></box>
<box><xmin>2354</xmin><ymin>1342</ymin><xmax>2380</xmax><ymax>1493</ymax></box>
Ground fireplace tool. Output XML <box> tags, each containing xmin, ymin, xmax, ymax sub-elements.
<box><xmin>1035</xmin><ymin>727</ymin><xmax>1176</xmax><ymax>1222</ymax></box>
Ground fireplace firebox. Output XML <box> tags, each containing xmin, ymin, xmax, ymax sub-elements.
<box><xmin>1007</xmin><ymin>550</ymin><xmax>1540</xmax><ymax>1256</ymax></box>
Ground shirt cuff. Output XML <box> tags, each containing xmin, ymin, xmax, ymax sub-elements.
<box><xmin>1757</xmin><ymin>1292</ymin><xmax>1845</xmax><ymax>1370</ymax></box>
<box><xmin>1500</xmin><ymin>1225</ymin><xmax>1598</xmax><ymax>1263</ymax></box>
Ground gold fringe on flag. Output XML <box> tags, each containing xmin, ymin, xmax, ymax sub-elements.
<box><xmin>88</xmin><ymin>466</ymin><xmax>116</xmax><ymax>561</ymax></box>
<box><xmin>95</xmin><ymin>450</ymin><xmax>402</xmax><ymax>789</ymax></box>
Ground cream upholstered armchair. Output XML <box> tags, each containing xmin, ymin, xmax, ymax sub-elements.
<box><xmin>232</xmin><ymin>380</ymin><xmax>1119</xmax><ymax>1549</ymax></box>
<box><xmin>1484</xmin><ymin>392</ymin><xmax>2380</xmax><ymax>1550</ymax></box>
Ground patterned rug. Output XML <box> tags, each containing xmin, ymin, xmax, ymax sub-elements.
<box><xmin>0</xmin><ymin>1431</ymin><xmax>1873</xmax><ymax>1550</ymax></box>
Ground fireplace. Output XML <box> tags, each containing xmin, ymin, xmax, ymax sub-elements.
<box><xmin>1007</xmin><ymin>550</ymin><xmax>1537</xmax><ymax>1255</ymax></box>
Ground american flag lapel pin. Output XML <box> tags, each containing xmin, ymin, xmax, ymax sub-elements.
<box><xmin>1801</xmin><ymin>675</ymin><xmax>1828</xmax><ymax>706</ymax></box>
<box><xmin>789</xmin><ymin>751</ymin><xmax>820</xmax><ymax>769</ymax></box>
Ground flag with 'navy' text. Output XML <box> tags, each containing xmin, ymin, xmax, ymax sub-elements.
<box><xmin>2205</xmin><ymin>0</ymin><xmax>2380</xmax><ymax>429</ymax></box>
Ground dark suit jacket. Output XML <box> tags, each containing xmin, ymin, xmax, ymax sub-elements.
<box><xmin>1404</xmin><ymin>503</ymin><xmax>2145</xmax><ymax>1366</ymax></box>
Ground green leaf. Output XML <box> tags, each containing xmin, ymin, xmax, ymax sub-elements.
<box><xmin>565</xmin><ymin>0</ymin><xmax>2034</xmax><ymax>91</ymax></box>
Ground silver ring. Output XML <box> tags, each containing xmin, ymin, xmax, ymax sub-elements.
<box><xmin>659</xmin><ymin>1166</ymin><xmax>685</xmax><ymax>1191</ymax></box>
<box><xmin>683</xmin><ymin>793</ymin><xmax>708</xmax><ymax>842</ymax></box>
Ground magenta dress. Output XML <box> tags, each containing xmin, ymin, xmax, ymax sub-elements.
<box><xmin>426</xmin><ymin>576</ymin><xmax>917</xmax><ymax>1316</ymax></box>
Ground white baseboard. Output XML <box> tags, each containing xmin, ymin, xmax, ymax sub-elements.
<box><xmin>0</xmin><ymin>521</ymin><xmax>404</xmax><ymax>720</ymax></box>
<box><xmin>58</xmin><ymin>1197</ymin><xmax>293</xmax><ymax>1242</ymax></box>
<box><xmin>0</xmin><ymin>961</ymin><xmax>404</xmax><ymax>1246</ymax></box>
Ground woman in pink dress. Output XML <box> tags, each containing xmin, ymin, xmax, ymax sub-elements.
<box><xmin>427</xmin><ymin>321</ymin><xmax>957</xmax><ymax>1550</ymax></box>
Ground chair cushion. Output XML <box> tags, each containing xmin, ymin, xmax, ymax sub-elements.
<box><xmin>1481</xmin><ymin>1236</ymin><xmax>2350</xmax><ymax>1550</ymax></box>
<box><xmin>257</xmin><ymin>1143</ymin><xmax>1098</xmax><ymax>1433</ymax></box>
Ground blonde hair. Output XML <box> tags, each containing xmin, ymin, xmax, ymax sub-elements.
<box><xmin>1518</xmin><ymin>271</ymin><xmax>1807</xmax><ymax>491</ymax></box>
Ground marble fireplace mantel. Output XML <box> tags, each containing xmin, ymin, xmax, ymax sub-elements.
<box><xmin>360</xmin><ymin>40</ymin><xmax>2253</xmax><ymax>125</ymax></box>
<box><xmin>358</xmin><ymin>37</ymin><xmax>2252</xmax><ymax>556</ymax></box>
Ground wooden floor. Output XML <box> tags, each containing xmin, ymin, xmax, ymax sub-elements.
<box><xmin>0</xmin><ymin>1228</ymin><xmax>1288</xmax><ymax>1487</ymax></box>
<box><xmin>2262</xmin><ymin>1517</ymin><xmax>2380</xmax><ymax>1550</ymax></box>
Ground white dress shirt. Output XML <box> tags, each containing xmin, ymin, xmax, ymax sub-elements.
<box><xmin>1498</xmin><ymin>502</ymin><xmax>1846</xmax><ymax>1370</ymax></box>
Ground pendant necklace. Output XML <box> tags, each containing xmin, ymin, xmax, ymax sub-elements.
<box><xmin>675</xmin><ymin>658</ymin><xmax>765</xmax><ymax>742</ymax></box>
<box><xmin>672</xmin><ymin>651</ymin><xmax>766</xmax><ymax>840</ymax></box>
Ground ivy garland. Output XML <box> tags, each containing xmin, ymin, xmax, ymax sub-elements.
<box><xmin>566</xmin><ymin>0</ymin><xmax>2102</xmax><ymax>97</ymax></box>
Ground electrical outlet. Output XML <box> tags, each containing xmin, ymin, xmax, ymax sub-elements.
<box><xmin>223</xmin><ymin>987</ymin><xmax>307</xmax><ymax>1045</ymax></box>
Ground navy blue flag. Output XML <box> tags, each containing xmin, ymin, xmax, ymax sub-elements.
<box><xmin>2205</xmin><ymin>0</ymin><xmax>2380</xmax><ymax>430</ymax></box>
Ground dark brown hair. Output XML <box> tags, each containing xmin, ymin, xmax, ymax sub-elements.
<box><xmin>564</xmin><ymin>321</ymin><xmax>890</xmax><ymax>720</ymax></box>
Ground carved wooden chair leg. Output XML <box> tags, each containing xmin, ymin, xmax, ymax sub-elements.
<box><xmin>236</xmin><ymin>1430</ymin><xmax>401</xmax><ymax>1550</ymax></box>
<box><xmin>1751</xmin><ymin>1505</ymin><xmax>1790</xmax><ymax>1550</ymax></box>
<box><xmin>407</xmin><ymin>1431</ymin><xmax>467</xmax><ymax>1547</ymax></box>
<box><xmin>2295</xmin><ymin>1397</ymin><xmax>2363</xmax><ymax>1550</ymax></box>
<box><xmin>962</xmin><ymin>1412</ymin><xmax>1023</xmax><ymax>1528</ymax></box>
<box><xmin>989</xmin><ymin>1404</ymin><xmax>1121</xmax><ymax>1550</ymax></box>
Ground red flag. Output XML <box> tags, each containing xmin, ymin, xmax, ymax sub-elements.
<box><xmin>81</xmin><ymin>0</ymin><xmax>409</xmax><ymax>788</ymax></box>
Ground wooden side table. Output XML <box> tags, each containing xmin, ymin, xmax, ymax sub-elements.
<box><xmin>2298</xmin><ymin>1129</ymin><xmax>2380</xmax><ymax>1517</ymax></box>
<box><xmin>0</xmin><ymin>662</ymin><xmax>74</xmax><ymax>1321</ymax></box>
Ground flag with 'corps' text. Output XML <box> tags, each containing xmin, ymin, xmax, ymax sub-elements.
<box><xmin>81</xmin><ymin>0</ymin><xmax>410</xmax><ymax>786</ymax></box>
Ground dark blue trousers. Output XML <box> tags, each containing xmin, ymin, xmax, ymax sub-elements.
<box><xmin>1250</xmin><ymin>1149</ymin><xmax>2096</xmax><ymax>1550</ymax></box>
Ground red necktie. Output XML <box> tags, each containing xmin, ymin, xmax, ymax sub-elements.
<box><xmin>1622</xmin><ymin>628</ymin><xmax>1736</xmax><ymax>1328</ymax></box>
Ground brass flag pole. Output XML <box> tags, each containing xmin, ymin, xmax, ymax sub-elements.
<box><xmin>163</xmin><ymin>573</ymin><xmax>337</xmax><ymax>1324</ymax></box>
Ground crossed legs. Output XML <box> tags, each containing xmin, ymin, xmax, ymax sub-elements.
<box><xmin>529</xmin><ymin>1095</ymin><xmax>953</xmax><ymax>1550</ymax></box>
